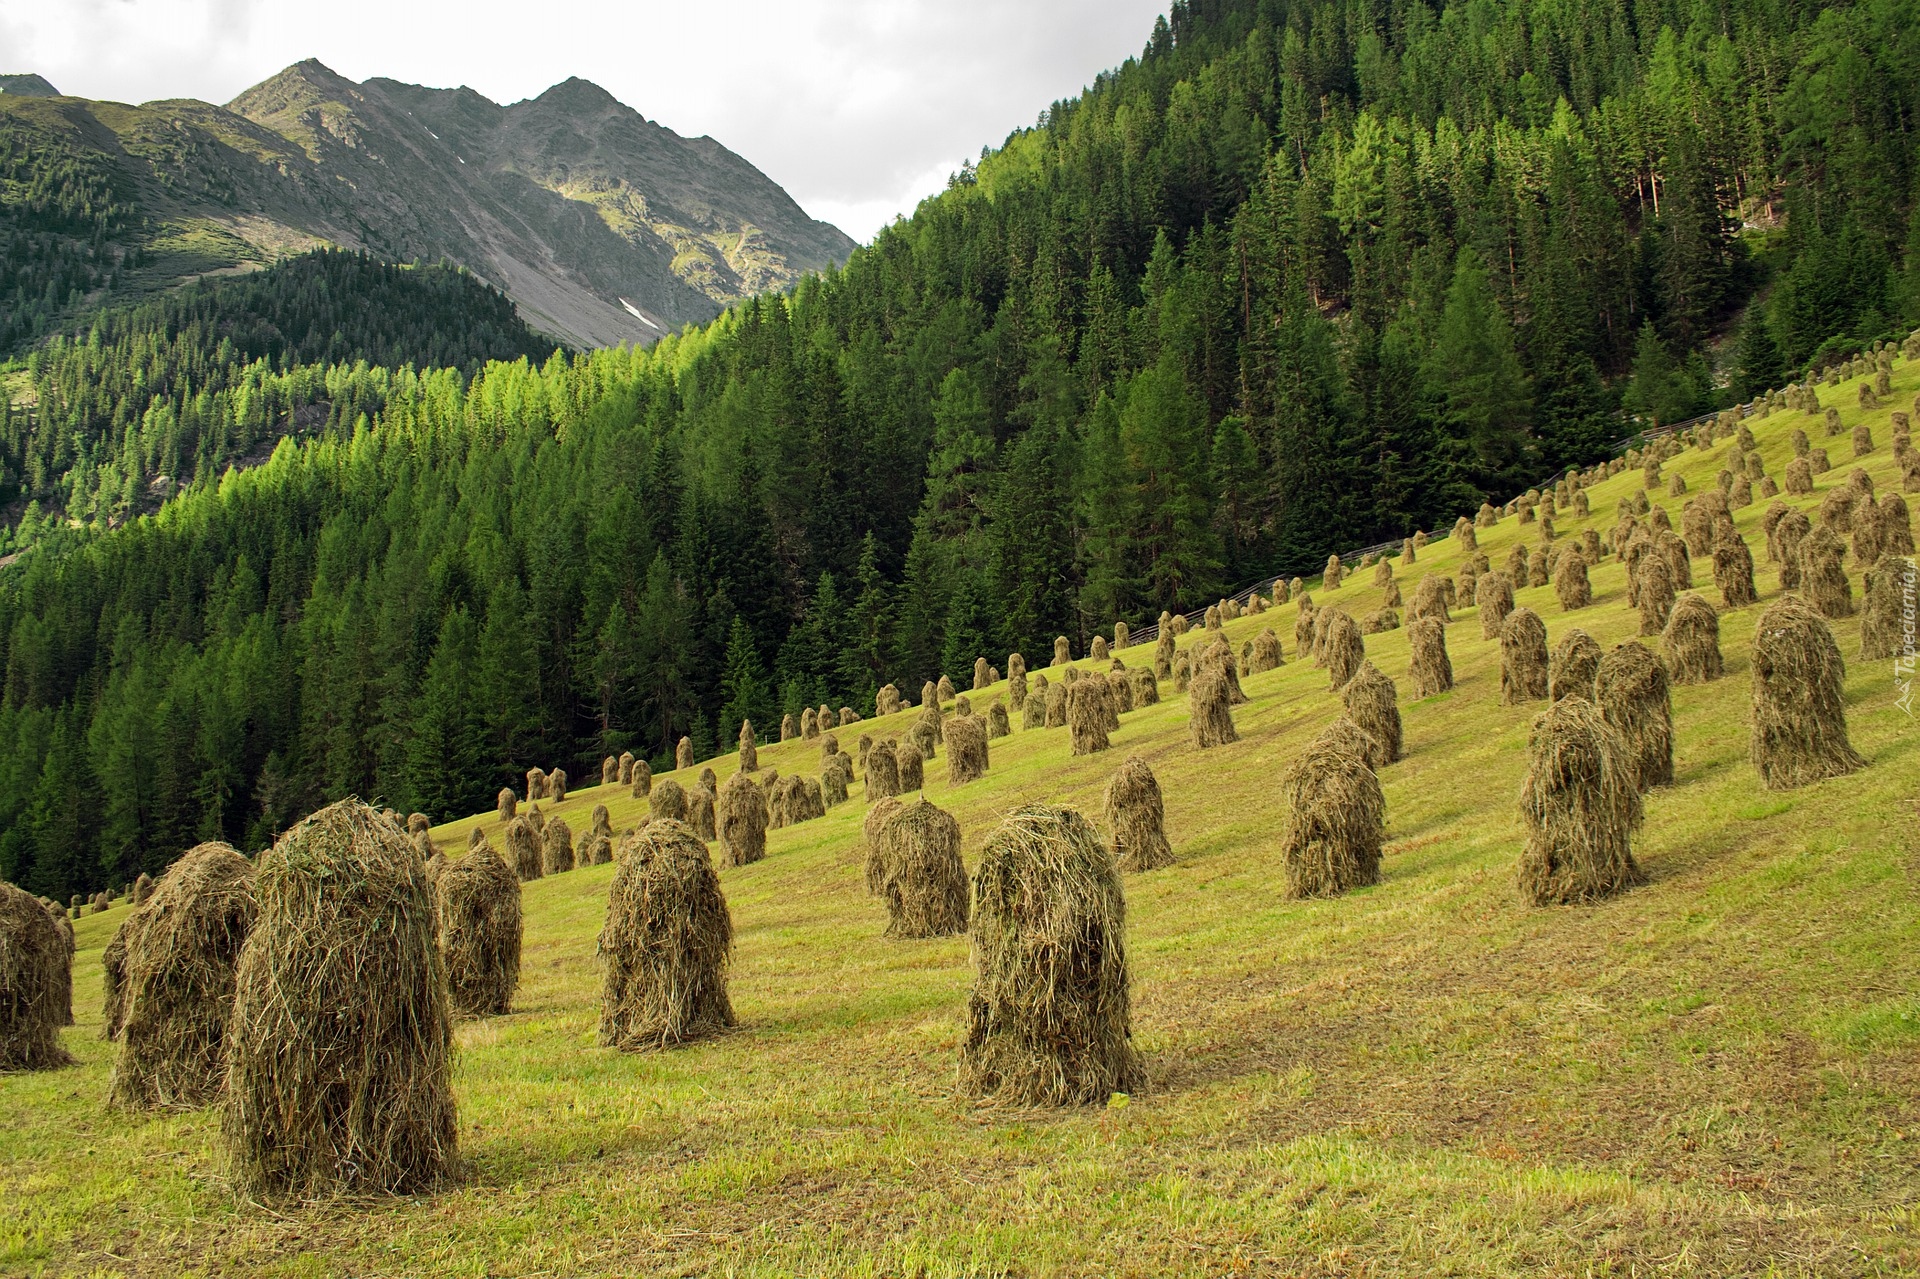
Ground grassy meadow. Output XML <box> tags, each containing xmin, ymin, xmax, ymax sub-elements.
<box><xmin>6</xmin><ymin>362</ymin><xmax>1920</xmax><ymax>1276</ymax></box>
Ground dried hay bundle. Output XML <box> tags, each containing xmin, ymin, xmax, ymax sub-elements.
<box><xmin>863</xmin><ymin>797</ymin><xmax>905</xmax><ymax>893</ymax></box>
<box><xmin>1775</xmin><ymin>508</ymin><xmax>1812</xmax><ymax>589</ymax></box>
<box><xmin>1658</xmin><ymin>529</ymin><xmax>1692</xmax><ymax>590</ymax></box>
<box><xmin>542</xmin><ymin>817</ymin><xmax>575</xmax><ymax>875</ymax></box>
<box><xmin>716</xmin><ymin>773</ymin><xmax>770</xmax><ymax>866</ymax></box>
<box><xmin>1682</xmin><ymin>502</ymin><xmax>1713</xmax><ymax>557</ymax></box>
<box><xmin>1320</xmin><ymin>609</ymin><xmax>1365</xmax><ymax>691</ymax></box>
<box><xmin>1053</xmin><ymin>636</ymin><xmax>1072</xmax><ymax>667</ymax></box>
<box><xmin>102</xmin><ymin>914</ymin><xmax>136</xmax><ymax>1038</ymax></box>
<box><xmin>974</xmin><ymin>656</ymin><xmax>992</xmax><ymax>691</ymax></box>
<box><xmin>650</xmin><ymin>778</ymin><xmax>690</xmax><ymax>825</ymax></box>
<box><xmin>872</xmin><ymin>799</ymin><xmax>969</xmax><ymax>938</ymax></box>
<box><xmin>686</xmin><ymin>786</ymin><xmax>717</xmax><ymax>841</ymax></box>
<box><xmin>988</xmin><ymin>700</ymin><xmax>1012</xmax><ymax>738</ymax></box>
<box><xmin>1103</xmin><ymin>757</ymin><xmax>1174</xmax><ymax>873</ymax></box>
<box><xmin>1663</xmin><ymin>593</ymin><xmax>1724</xmax><ymax>685</ymax></box>
<box><xmin>1090</xmin><ymin>636</ymin><xmax>1111</xmax><ymax>664</ymax></box>
<box><xmin>223</xmin><ymin>800</ymin><xmax>455</xmax><ymax>1200</ymax></box>
<box><xmin>1517</xmin><ymin>699</ymin><xmax>1645</xmax><ymax>906</ymax></box>
<box><xmin>1855</xmin><ymin>495</ymin><xmax>1883</xmax><ymax>564</ymax></box>
<box><xmin>866</xmin><ymin>739</ymin><xmax>902</xmax><ymax>801</ymax></box>
<box><xmin>1341</xmin><ymin>661</ymin><xmax>1403</xmax><ymax>768</ymax></box>
<box><xmin>434</xmin><ymin>844</ymin><xmax>520</xmax><ymax>1019</ymax></box>
<box><xmin>1595</xmin><ymin>643</ymin><xmax>1673</xmax><ymax>791</ymax></box>
<box><xmin>1549</xmin><ymin>629</ymin><xmax>1603</xmax><ymax>702</ymax></box>
<box><xmin>496</xmin><ymin>789</ymin><xmax>516</xmax><ymax>823</ymax></box>
<box><xmin>548</xmin><ymin>770</ymin><xmax>568</xmax><ymax>803</ymax></box>
<box><xmin>1880</xmin><ymin>494</ymin><xmax>1915</xmax><ymax>556</ymax></box>
<box><xmin>1477</xmin><ymin>570</ymin><xmax>1515</xmax><ymax>640</ymax></box>
<box><xmin>109</xmin><ymin>843</ymin><xmax>256</xmax><ymax>1106</ymax></box>
<box><xmin>505</xmin><ymin>816</ymin><xmax>543</xmax><ymax>881</ymax></box>
<box><xmin>1751</xmin><ymin>599</ymin><xmax>1866</xmax><ymax>787</ymax></box>
<box><xmin>1105</xmin><ymin>671</ymin><xmax>1134</xmax><ymax>718</ymax></box>
<box><xmin>526</xmin><ymin>768</ymin><xmax>547</xmax><ymax>802</ymax></box>
<box><xmin>1856</xmin><ymin>422</ymin><xmax>1875</xmax><ymax>456</ymax></box>
<box><xmin>1065</xmin><ymin>678</ymin><xmax>1113</xmax><ymax>755</ymax></box>
<box><xmin>1554</xmin><ymin>549</ymin><xmax>1593</xmax><ymax>611</ymax></box>
<box><xmin>601</xmin><ymin>756</ymin><xmax>618</xmax><ymax>786</ymax></box>
<box><xmin>1248</xmin><ymin>627</ymin><xmax>1284</xmax><ymax>674</ymax></box>
<box><xmin>1501</xmin><ymin>608</ymin><xmax>1550</xmax><ymax>704</ymax></box>
<box><xmin>1187</xmin><ymin>667</ymin><xmax>1238</xmax><ymax>749</ymax></box>
<box><xmin>1636</xmin><ymin>554</ymin><xmax>1676</xmax><ymax>636</ymax></box>
<box><xmin>1198</xmin><ymin>635</ymin><xmax>1248</xmax><ymax>704</ymax></box>
<box><xmin>946</xmin><ymin>714</ymin><xmax>990</xmax><ymax>786</ymax></box>
<box><xmin>1324</xmin><ymin>554</ymin><xmax>1345</xmax><ymax>589</ymax></box>
<box><xmin>618</xmin><ymin>752</ymin><xmax>635</xmax><ymax>785</ymax></box>
<box><xmin>1408</xmin><ymin>618</ymin><xmax>1453</xmax><ymax>697</ymax></box>
<box><xmin>1708</xmin><ymin>529</ymin><xmax>1757</xmax><ymax>607</ymax></box>
<box><xmin>1861</xmin><ymin>554</ymin><xmax>1915</xmax><ymax>660</ymax></box>
<box><xmin>897</xmin><ymin>741</ymin><xmax>926</xmax><ymax>791</ymax></box>
<box><xmin>960</xmin><ymin>806</ymin><xmax>1140</xmax><ymax>1107</ymax></box>
<box><xmin>877</xmin><ymin>684</ymin><xmax>902</xmax><ymax>716</ymax></box>
<box><xmin>1279</xmin><ymin>735</ymin><xmax>1385</xmax><ymax>899</ymax></box>
<box><xmin>1409</xmin><ymin>575</ymin><xmax>1451</xmax><ymax>624</ymax></box>
<box><xmin>1374</xmin><ymin>558</ymin><xmax>1395</xmax><ymax>588</ymax></box>
<box><xmin>1021</xmin><ymin>694</ymin><xmax>1046</xmax><ymax>730</ymax></box>
<box><xmin>132</xmin><ymin>872</ymin><xmax>155</xmax><ymax>907</ymax></box>
<box><xmin>598</xmin><ymin>821</ymin><xmax>734</xmax><ymax>1051</ymax></box>
<box><xmin>738</xmin><ymin>721</ymin><xmax>758</xmax><ymax>772</ymax></box>
<box><xmin>630</xmin><ymin>759</ymin><xmax>653</xmax><ymax>800</ymax></box>
<box><xmin>1</xmin><ymin>878</ymin><xmax>74</xmax><ymax>1070</ymax></box>
<box><xmin>1044</xmin><ymin>681</ymin><xmax>1069</xmax><ymax>728</ymax></box>
<box><xmin>1798</xmin><ymin>525</ymin><xmax>1855</xmax><ymax>618</ymax></box>
<box><xmin>676</xmin><ymin>737</ymin><xmax>694</xmax><ymax>771</ymax></box>
<box><xmin>936</xmin><ymin>675</ymin><xmax>956</xmax><ymax>704</ymax></box>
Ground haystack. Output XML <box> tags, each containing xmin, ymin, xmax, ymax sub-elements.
<box><xmin>686</xmin><ymin>786</ymin><xmax>717</xmax><ymax>841</ymax></box>
<box><xmin>223</xmin><ymin>800</ymin><xmax>454</xmax><ymax>1200</ymax></box>
<box><xmin>601</xmin><ymin>756</ymin><xmax>619</xmax><ymax>786</ymax></box>
<box><xmin>897</xmin><ymin>741</ymin><xmax>926</xmax><ymax>791</ymax></box>
<box><xmin>1</xmin><ymin>879</ymin><xmax>73</xmax><ymax>1070</ymax></box>
<box><xmin>630</xmin><ymin>759</ymin><xmax>653</xmax><ymax>799</ymax></box>
<box><xmin>1020</xmin><ymin>694</ymin><xmax>1046</xmax><ymax>730</ymax></box>
<box><xmin>549</xmin><ymin>769</ymin><xmax>568</xmax><ymax>803</ymax></box>
<box><xmin>738</xmin><ymin>721</ymin><xmax>758</xmax><ymax>772</ymax></box>
<box><xmin>1279</xmin><ymin>735</ymin><xmax>1385</xmax><ymax>899</ymax></box>
<box><xmin>1247</xmin><ymin>628</ymin><xmax>1283</xmax><ymax>674</ymax></box>
<box><xmin>863</xmin><ymin>797</ymin><xmax>905</xmax><ymax>893</ymax></box>
<box><xmin>1861</xmin><ymin>554</ymin><xmax>1915</xmax><ymax>660</ymax></box>
<box><xmin>1052</xmin><ymin>636</ymin><xmax>1071</xmax><ymax>667</ymax></box>
<box><xmin>1408</xmin><ymin>618</ymin><xmax>1453</xmax><ymax>697</ymax></box>
<box><xmin>1663</xmin><ymin>593</ymin><xmax>1723</xmax><ymax>685</ymax></box>
<box><xmin>1187</xmin><ymin>668</ymin><xmax>1238</xmax><ymax>749</ymax></box>
<box><xmin>1340</xmin><ymin>661</ymin><xmax>1402</xmax><ymax>768</ymax></box>
<box><xmin>1750</xmin><ymin>595</ymin><xmax>1869</xmax><ymax>789</ymax></box>
<box><xmin>946</xmin><ymin>715</ymin><xmax>989</xmax><ymax>787</ymax></box>
<box><xmin>717</xmin><ymin>773</ymin><xmax>770</xmax><ymax>865</ymax></box>
<box><xmin>937</xmin><ymin>675</ymin><xmax>957</xmax><ymax>704</ymax></box>
<box><xmin>1501</xmin><ymin>608</ymin><xmax>1550</xmax><ymax>704</ymax></box>
<box><xmin>1320</xmin><ymin>609</ymin><xmax>1365</xmax><ymax>691</ymax></box>
<box><xmin>132</xmin><ymin>872</ymin><xmax>155</xmax><ymax>907</ymax></box>
<box><xmin>866</xmin><ymin>740</ymin><xmax>902</xmax><ymax>800</ymax></box>
<box><xmin>650</xmin><ymin>778</ymin><xmax>689</xmax><ymax>825</ymax></box>
<box><xmin>871</xmin><ymin>799</ymin><xmax>969</xmax><ymax>938</ymax></box>
<box><xmin>1517</xmin><ymin>698</ymin><xmax>1645</xmax><ymax>906</ymax></box>
<box><xmin>988</xmin><ymin>700</ymin><xmax>1011</xmax><ymax>738</ymax></box>
<box><xmin>1103</xmin><ymin>757</ymin><xmax>1174</xmax><ymax>872</ymax></box>
<box><xmin>1477</xmin><ymin>570</ymin><xmax>1515</xmax><ymax>639</ymax></box>
<box><xmin>1775</xmin><ymin>508</ymin><xmax>1812</xmax><ymax>589</ymax></box>
<box><xmin>1549</xmin><ymin>629</ymin><xmax>1603</xmax><ymax>702</ymax></box>
<box><xmin>618</xmin><ymin>752</ymin><xmax>635</xmax><ymax>785</ymax></box>
<box><xmin>526</xmin><ymin>768</ymin><xmax>547</xmax><ymax>802</ymax></box>
<box><xmin>1595</xmin><ymin>643</ymin><xmax>1673</xmax><ymax>791</ymax></box>
<box><xmin>102</xmin><ymin>912</ymin><xmax>138</xmax><ymax>1038</ymax></box>
<box><xmin>676</xmin><ymin>737</ymin><xmax>694</xmax><ymax>770</ymax></box>
<box><xmin>1066</xmin><ymin>678</ymin><xmax>1113</xmax><ymax>755</ymax></box>
<box><xmin>506</xmin><ymin>816</ymin><xmax>543</xmax><ymax>881</ymax></box>
<box><xmin>877</xmin><ymin>684</ymin><xmax>902</xmax><ymax>716</ymax></box>
<box><xmin>1409</xmin><ymin>575</ymin><xmax>1450</xmax><ymax>624</ymax></box>
<box><xmin>1799</xmin><ymin>525</ymin><xmax>1854</xmax><ymax>618</ymax></box>
<box><xmin>1880</xmin><ymin>494</ymin><xmax>1915</xmax><ymax>555</ymax></box>
<box><xmin>1115</xmin><ymin>622</ymin><xmax>1131</xmax><ymax>651</ymax></box>
<box><xmin>434</xmin><ymin>843</ymin><xmax>520</xmax><ymax>1019</ymax></box>
<box><xmin>959</xmin><ymin>806</ymin><xmax>1140</xmax><ymax>1106</ymax></box>
<box><xmin>541</xmin><ymin>817</ymin><xmax>575</xmax><ymax>875</ymax></box>
<box><xmin>1553</xmin><ymin>549</ymin><xmax>1592</xmax><ymax>611</ymax></box>
<box><xmin>598</xmin><ymin>821</ymin><xmax>734</xmax><ymax>1050</ymax></box>
<box><xmin>1636</xmin><ymin>554</ymin><xmax>1676</xmax><ymax>636</ymax></box>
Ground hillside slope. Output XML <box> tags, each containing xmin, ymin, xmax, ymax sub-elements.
<box><xmin>11</xmin><ymin>356</ymin><xmax>1918</xmax><ymax>1275</ymax></box>
<box><xmin>0</xmin><ymin>60</ymin><xmax>855</xmax><ymax>350</ymax></box>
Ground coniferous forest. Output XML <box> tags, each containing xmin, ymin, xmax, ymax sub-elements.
<box><xmin>5</xmin><ymin>0</ymin><xmax>1920</xmax><ymax>897</ymax></box>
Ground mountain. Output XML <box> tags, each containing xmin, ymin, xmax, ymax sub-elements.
<box><xmin>0</xmin><ymin>60</ymin><xmax>855</xmax><ymax>349</ymax></box>
<box><xmin>0</xmin><ymin>75</ymin><xmax>60</xmax><ymax>98</ymax></box>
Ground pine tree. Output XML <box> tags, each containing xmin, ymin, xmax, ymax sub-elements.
<box><xmin>1424</xmin><ymin>248</ymin><xmax>1533</xmax><ymax>488</ymax></box>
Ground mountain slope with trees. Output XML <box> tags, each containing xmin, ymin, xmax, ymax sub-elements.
<box><xmin>6</xmin><ymin>0</ymin><xmax>1920</xmax><ymax>897</ymax></box>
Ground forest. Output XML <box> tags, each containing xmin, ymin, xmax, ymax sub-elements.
<box><xmin>4</xmin><ymin>0</ymin><xmax>1920</xmax><ymax>897</ymax></box>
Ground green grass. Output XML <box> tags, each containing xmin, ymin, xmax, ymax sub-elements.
<box><xmin>9</xmin><ymin>367</ymin><xmax>1920</xmax><ymax>1275</ymax></box>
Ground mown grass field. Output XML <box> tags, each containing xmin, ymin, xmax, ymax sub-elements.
<box><xmin>7</xmin><ymin>361</ymin><xmax>1920</xmax><ymax>1277</ymax></box>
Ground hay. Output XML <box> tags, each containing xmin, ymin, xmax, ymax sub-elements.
<box><xmin>1477</xmin><ymin>570</ymin><xmax>1515</xmax><ymax>640</ymax></box>
<box><xmin>1501</xmin><ymin>607</ymin><xmax>1550</xmax><ymax>704</ymax></box>
<box><xmin>866</xmin><ymin>739</ymin><xmax>902</xmax><ymax>801</ymax></box>
<box><xmin>937</xmin><ymin>675</ymin><xmax>956</xmax><ymax>704</ymax></box>
<box><xmin>1053</xmin><ymin>636</ymin><xmax>1072</xmax><ymax>667</ymax></box>
<box><xmin>1066</xmin><ymin>678</ymin><xmax>1113</xmax><ymax>755</ymax></box>
<box><xmin>1775</xmin><ymin>508</ymin><xmax>1811</xmax><ymax>590</ymax></box>
<box><xmin>598</xmin><ymin>821</ymin><xmax>734</xmax><ymax>1051</ymax></box>
<box><xmin>1341</xmin><ymin>661</ymin><xmax>1403</xmax><ymax>768</ymax></box>
<box><xmin>1105</xmin><ymin>671</ymin><xmax>1134</xmax><ymax>716</ymax></box>
<box><xmin>877</xmin><ymin>684</ymin><xmax>902</xmax><ymax>716</ymax></box>
<box><xmin>1880</xmin><ymin>494</ymin><xmax>1915</xmax><ymax>556</ymax></box>
<box><xmin>863</xmin><ymin>797</ymin><xmax>905</xmax><ymax>893</ymax></box>
<box><xmin>1115</xmin><ymin>621</ymin><xmax>1131</xmax><ymax>651</ymax></box>
<box><xmin>109</xmin><ymin>843</ymin><xmax>256</xmax><ymax>1106</ymax></box>
<box><xmin>1751</xmin><ymin>595</ymin><xmax>1866</xmax><ymax>787</ymax></box>
<box><xmin>716</xmin><ymin>773</ymin><xmax>770</xmax><ymax>866</ymax></box>
<box><xmin>433</xmin><ymin>843</ymin><xmax>520</xmax><ymax>1020</ymax></box>
<box><xmin>1410</xmin><ymin>575</ymin><xmax>1451</xmax><ymax>624</ymax></box>
<box><xmin>1854</xmin><ymin>495</ymin><xmax>1883</xmax><ymax>565</ymax></box>
<box><xmin>1</xmin><ymin>879</ymin><xmax>73</xmax><ymax>1070</ymax></box>
<box><xmin>1517</xmin><ymin>698</ymin><xmax>1645</xmax><ymax>906</ymax></box>
<box><xmin>1320</xmin><ymin>609</ymin><xmax>1365</xmax><ymax>691</ymax></box>
<box><xmin>1636</xmin><ymin>554</ymin><xmax>1676</xmax><ymax>636</ymax></box>
<box><xmin>974</xmin><ymin>656</ymin><xmax>992</xmax><ymax>691</ymax></box>
<box><xmin>822</xmin><ymin>754</ymin><xmax>853</xmax><ymax>807</ymax></box>
<box><xmin>871</xmin><ymin>799</ymin><xmax>969</xmax><ymax>938</ymax></box>
<box><xmin>676</xmin><ymin>737</ymin><xmax>694</xmax><ymax>770</ymax></box>
<box><xmin>1799</xmin><ymin>525</ymin><xmax>1854</xmax><ymax>618</ymax></box>
<box><xmin>946</xmin><ymin>714</ymin><xmax>989</xmax><ymax>787</ymax></box>
<box><xmin>1021</xmin><ymin>694</ymin><xmax>1046</xmax><ymax>730</ymax></box>
<box><xmin>1595</xmin><ymin>642</ymin><xmax>1673</xmax><ymax>791</ymax></box>
<box><xmin>1862</xmin><ymin>554</ymin><xmax>1916</xmax><ymax>660</ymax></box>
<box><xmin>1324</xmin><ymin>554</ymin><xmax>1344</xmax><ymax>590</ymax></box>
<box><xmin>526</xmin><ymin>768</ymin><xmax>547</xmax><ymax>802</ymax></box>
<box><xmin>1247</xmin><ymin>627</ymin><xmax>1284</xmax><ymax>674</ymax></box>
<box><xmin>1090</xmin><ymin>636</ymin><xmax>1111</xmax><ymax>665</ymax></box>
<box><xmin>1187</xmin><ymin>667</ymin><xmax>1238</xmax><ymax>749</ymax></box>
<box><xmin>738</xmin><ymin>721</ymin><xmax>758</xmax><ymax>772</ymax></box>
<box><xmin>1549</xmin><ymin>628</ymin><xmax>1603</xmax><ymax>702</ymax></box>
<box><xmin>541</xmin><ymin>817</ymin><xmax>575</xmax><ymax>875</ymax></box>
<box><xmin>1363</xmin><ymin>608</ymin><xmax>1401</xmax><ymax>634</ymax></box>
<box><xmin>650</xmin><ymin>778</ymin><xmax>690</xmax><ymax>825</ymax></box>
<box><xmin>506</xmin><ymin>816</ymin><xmax>543</xmax><ymax>881</ymax></box>
<box><xmin>1662</xmin><ymin>592</ymin><xmax>1724</xmax><ymax>685</ymax></box>
<box><xmin>1408</xmin><ymin>618</ymin><xmax>1454</xmax><ymax>697</ymax></box>
<box><xmin>618</xmin><ymin>752</ymin><xmax>635</xmax><ymax>785</ymax></box>
<box><xmin>102</xmin><ymin>914</ymin><xmax>137</xmax><ymax>1038</ymax></box>
<box><xmin>1279</xmin><ymin>734</ymin><xmax>1385</xmax><ymax>899</ymax></box>
<box><xmin>959</xmin><ymin>805</ymin><xmax>1140</xmax><ymax>1107</ymax></box>
<box><xmin>223</xmin><ymin>800</ymin><xmax>455</xmax><ymax>1200</ymax></box>
<box><xmin>1045</xmin><ymin>681</ymin><xmax>1069</xmax><ymax>728</ymax></box>
<box><xmin>1856</xmin><ymin>422</ymin><xmax>1875</xmax><ymax>456</ymax></box>
<box><xmin>1658</xmin><ymin>529</ymin><xmax>1692</xmax><ymax>590</ymax></box>
<box><xmin>1682</xmin><ymin>502</ymin><xmax>1712</xmax><ymax>557</ymax></box>
<box><xmin>1103</xmin><ymin>756</ymin><xmax>1174</xmax><ymax>873</ymax></box>
<box><xmin>686</xmin><ymin>786</ymin><xmax>717</xmax><ymax>841</ymax></box>
<box><xmin>1199</xmin><ymin>635</ymin><xmax>1249</xmax><ymax>704</ymax></box>
<box><xmin>630</xmin><ymin>759</ymin><xmax>653</xmax><ymax>799</ymax></box>
<box><xmin>549</xmin><ymin>769</ymin><xmax>568</xmax><ymax>803</ymax></box>
<box><xmin>1553</xmin><ymin>548</ymin><xmax>1593</xmax><ymax>611</ymax></box>
<box><xmin>601</xmin><ymin>756</ymin><xmax>619</xmax><ymax>786</ymax></box>
<box><xmin>988</xmin><ymin>700</ymin><xmax>1012</xmax><ymax>738</ymax></box>
<box><xmin>897</xmin><ymin>741</ymin><xmax>926</xmax><ymax>791</ymax></box>
<box><xmin>1506</xmin><ymin>544</ymin><xmax>1530</xmax><ymax>587</ymax></box>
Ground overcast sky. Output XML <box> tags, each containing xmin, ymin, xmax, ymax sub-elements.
<box><xmin>0</xmin><ymin>0</ymin><xmax>1168</xmax><ymax>242</ymax></box>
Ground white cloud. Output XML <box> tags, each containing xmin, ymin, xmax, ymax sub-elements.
<box><xmin>0</xmin><ymin>0</ymin><xmax>1167</xmax><ymax>243</ymax></box>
